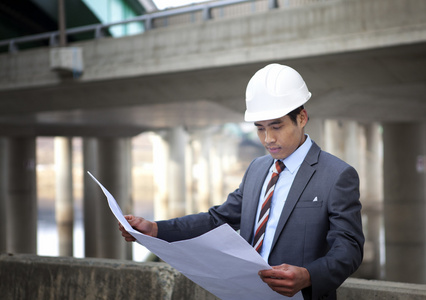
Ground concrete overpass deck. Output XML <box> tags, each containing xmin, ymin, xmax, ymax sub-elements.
<box><xmin>0</xmin><ymin>0</ymin><xmax>425</xmax><ymax>136</ymax></box>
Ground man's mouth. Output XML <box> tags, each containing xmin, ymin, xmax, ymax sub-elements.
<box><xmin>266</xmin><ymin>146</ymin><xmax>281</xmax><ymax>153</ymax></box>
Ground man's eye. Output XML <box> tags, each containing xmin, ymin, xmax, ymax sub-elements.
<box><xmin>272</xmin><ymin>126</ymin><xmax>282</xmax><ymax>130</ymax></box>
<box><xmin>257</xmin><ymin>127</ymin><xmax>265</xmax><ymax>131</ymax></box>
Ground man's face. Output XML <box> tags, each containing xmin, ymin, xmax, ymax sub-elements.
<box><xmin>254</xmin><ymin>109</ymin><xmax>308</xmax><ymax>160</ymax></box>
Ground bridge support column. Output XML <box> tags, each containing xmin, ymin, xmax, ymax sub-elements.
<box><xmin>306</xmin><ymin>118</ymin><xmax>325</xmax><ymax>147</ymax></box>
<box><xmin>83</xmin><ymin>138</ymin><xmax>100</xmax><ymax>257</ymax></box>
<box><xmin>209</xmin><ymin>134</ymin><xmax>224</xmax><ymax>206</ymax></box>
<box><xmin>364</xmin><ymin>123</ymin><xmax>383</xmax><ymax>203</ymax></box>
<box><xmin>343</xmin><ymin>121</ymin><xmax>363</xmax><ymax>174</ymax></box>
<box><xmin>194</xmin><ymin>131</ymin><xmax>212</xmax><ymax>213</ymax></box>
<box><xmin>324</xmin><ymin>120</ymin><xmax>345</xmax><ymax>158</ymax></box>
<box><xmin>152</xmin><ymin>127</ymin><xmax>189</xmax><ymax>220</ymax></box>
<box><xmin>323</xmin><ymin>120</ymin><xmax>364</xmax><ymax>171</ymax></box>
<box><xmin>6</xmin><ymin>137</ymin><xmax>37</xmax><ymax>254</ymax></box>
<box><xmin>165</xmin><ymin>127</ymin><xmax>188</xmax><ymax>219</ymax></box>
<box><xmin>184</xmin><ymin>137</ymin><xmax>194</xmax><ymax>215</ymax></box>
<box><xmin>152</xmin><ymin>133</ymin><xmax>169</xmax><ymax>220</ymax></box>
<box><xmin>54</xmin><ymin>137</ymin><xmax>74</xmax><ymax>257</ymax></box>
<box><xmin>0</xmin><ymin>138</ymin><xmax>7</xmax><ymax>253</ymax></box>
<box><xmin>382</xmin><ymin>122</ymin><xmax>426</xmax><ymax>284</ymax></box>
<box><xmin>363</xmin><ymin>123</ymin><xmax>384</xmax><ymax>279</ymax></box>
<box><xmin>96</xmin><ymin>137</ymin><xmax>132</xmax><ymax>259</ymax></box>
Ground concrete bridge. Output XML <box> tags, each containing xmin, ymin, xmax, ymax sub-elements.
<box><xmin>1</xmin><ymin>0</ymin><xmax>425</xmax><ymax>135</ymax></box>
<box><xmin>0</xmin><ymin>0</ymin><xmax>426</xmax><ymax>289</ymax></box>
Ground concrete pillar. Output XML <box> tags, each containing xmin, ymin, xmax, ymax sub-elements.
<box><xmin>364</xmin><ymin>123</ymin><xmax>383</xmax><ymax>202</ymax></box>
<box><xmin>220</xmin><ymin>129</ymin><xmax>241</xmax><ymax>197</ymax></box>
<box><xmin>124</xmin><ymin>138</ymin><xmax>133</xmax><ymax>260</ymax></box>
<box><xmin>324</xmin><ymin>119</ymin><xmax>364</xmax><ymax>175</ymax></box>
<box><xmin>82</xmin><ymin>138</ymin><xmax>100</xmax><ymax>257</ymax></box>
<box><xmin>0</xmin><ymin>138</ymin><xmax>7</xmax><ymax>253</ymax></box>
<box><xmin>185</xmin><ymin>138</ymin><xmax>194</xmax><ymax>215</ymax></box>
<box><xmin>306</xmin><ymin>118</ymin><xmax>325</xmax><ymax>146</ymax></box>
<box><xmin>210</xmin><ymin>134</ymin><xmax>224</xmax><ymax>206</ymax></box>
<box><xmin>344</xmin><ymin>121</ymin><xmax>364</xmax><ymax>182</ymax></box>
<box><xmin>54</xmin><ymin>137</ymin><xmax>74</xmax><ymax>256</ymax></box>
<box><xmin>382</xmin><ymin>122</ymin><xmax>426</xmax><ymax>284</ymax></box>
<box><xmin>6</xmin><ymin>137</ymin><xmax>37</xmax><ymax>254</ymax></box>
<box><xmin>152</xmin><ymin>127</ymin><xmax>189</xmax><ymax>219</ymax></box>
<box><xmin>195</xmin><ymin>132</ymin><xmax>211</xmax><ymax>213</ymax></box>
<box><xmin>151</xmin><ymin>133</ymin><xmax>169</xmax><ymax>220</ymax></box>
<box><xmin>324</xmin><ymin>119</ymin><xmax>345</xmax><ymax>159</ymax></box>
<box><xmin>165</xmin><ymin>127</ymin><xmax>188</xmax><ymax>219</ymax></box>
<box><xmin>96</xmin><ymin>137</ymin><xmax>132</xmax><ymax>260</ymax></box>
<box><xmin>358</xmin><ymin>123</ymin><xmax>385</xmax><ymax>280</ymax></box>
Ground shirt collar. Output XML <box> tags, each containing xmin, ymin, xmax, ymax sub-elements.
<box><xmin>274</xmin><ymin>134</ymin><xmax>312</xmax><ymax>174</ymax></box>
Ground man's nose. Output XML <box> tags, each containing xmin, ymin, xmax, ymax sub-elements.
<box><xmin>264</xmin><ymin>130</ymin><xmax>276</xmax><ymax>143</ymax></box>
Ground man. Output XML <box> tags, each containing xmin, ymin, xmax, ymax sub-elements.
<box><xmin>119</xmin><ymin>64</ymin><xmax>364</xmax><ymax>300</ymax></box>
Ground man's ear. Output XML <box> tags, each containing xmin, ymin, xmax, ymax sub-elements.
<box><xmin>298</xmin><ymin>109</ymin><xmax>308</xmax><ymax>127</ymax></box>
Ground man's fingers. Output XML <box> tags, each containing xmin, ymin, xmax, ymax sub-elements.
<box><xmin>261</xmin><ymin>277</ymin><xmax>298</xmax><ymax>297</ymax></box>
<box><xmin>121</xmin><ymin>229</ymin><xmax>136</xmax><ymax>242</ymax></box>
<box><xmin>124</xmin><ymin>236</ymin><xmax>136</xmax><ymax>242</ymax></box>
<box><xmin>124</xmin><ymin>214</ymin><xmax>134</xmax><ymax>220</ymax></box>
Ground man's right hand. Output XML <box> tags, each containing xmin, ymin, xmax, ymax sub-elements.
<box><xmin>118</xmin><ymin>215</ymin><xmax>158</xmax><ymax>242</ymax></box>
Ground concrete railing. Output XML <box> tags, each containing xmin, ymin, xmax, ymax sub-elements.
<box><xmin>0</xmin><ymin>0</ymin><xmax>263</xmax><ymax>52</ymax></box>
<box><xmin>1</xmin><ymin>253</ymin><xmax>426</xmax><ymax>300</ymax></box>
<box><xmin>0</xmin><ymin>0</ymin><xmax>331</xmax><ymax>53</ymax></box>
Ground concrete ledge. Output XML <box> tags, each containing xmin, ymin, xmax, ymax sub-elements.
<box><xmin>0</xmin><ymin>253</ymin><xmax>218</xmax><ymax>300</ymax></box>
<box><xmin>338</xmin><ymin>278</ymin><xmax>426</xmax><ymax>300</ymax></box>
<box><xmin>2</xmin><ymin>254</ymin><xmax>426</xmax><ymax>300</ymax></box>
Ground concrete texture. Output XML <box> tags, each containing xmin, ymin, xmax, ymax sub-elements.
<box><xmin>338</xmin><ymin>278</ymin><xmax>426</xmax><ymax>300</ymax></box>
<box><xmin>0</xmin><ymin>253</ymin><xmax>218</xmax><ymax>300</ymax></box>
<box><xmin>1</xmin><ymin>254</ymin><xmax>425</xmax><ymax>300</ymax></box>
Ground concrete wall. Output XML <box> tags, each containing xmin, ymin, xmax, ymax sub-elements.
<box><xmin>0</xmin><ymin>254</ymin><xmax>218</xmax><ymax>300</ymax></box>
<box><xmin>1</xmin><ymin>254</ymin><xmax>425</xmax><ymax>300</ymax></box>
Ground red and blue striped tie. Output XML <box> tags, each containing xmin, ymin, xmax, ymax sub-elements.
<box><xmin>253</xmin><ymin>160</ymin><xmax>285</xmax><ymax>253</ymax></box>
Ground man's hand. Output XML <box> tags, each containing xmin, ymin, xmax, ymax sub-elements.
<box><xmin>118</xmin><ymin>215</ymin><xmax>158</xmax><ymax>242</ymax></box>
<box><xmin>258</xmin><ymin>264</ymin><xmax>311</xmax><ymax>297</ymax></box>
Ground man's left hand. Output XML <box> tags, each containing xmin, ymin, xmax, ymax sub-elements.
<box><xmin>258</xmin><ymin>264</ymin><xmax>311</xmax><ymax>297</ymax></box>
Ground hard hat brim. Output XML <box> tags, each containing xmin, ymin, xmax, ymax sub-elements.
<box><xmin>244</xmin><ymin>92</ymin><xmax>311</xmax><ymax>122</ymax></box>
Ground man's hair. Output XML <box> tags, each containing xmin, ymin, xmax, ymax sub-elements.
<box><xmin>287</xmin><ymin>106</ymin><xmax>304</xmax><ymax>125</ymax></box>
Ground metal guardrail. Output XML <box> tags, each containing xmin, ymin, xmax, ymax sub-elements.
<box><xmin>0</xmin><ymin>0</ymin><xmax>279</xmax><ymax>53</ymax></box>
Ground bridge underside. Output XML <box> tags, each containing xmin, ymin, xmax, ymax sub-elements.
<box><xmin>0</xmin><ymin>41</ymin><xmax>425</xmax><ymax>136</ymax></box>
<box><xmin>0</xmin><ymin>0</ymin><xmax>425</xmax><ymax>136</ymax></box>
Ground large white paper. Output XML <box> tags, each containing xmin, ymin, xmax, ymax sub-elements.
<box><xmin>87</xmin><ymin>171</ymin><xmax>302</xmax><ymax>300</ymax></box>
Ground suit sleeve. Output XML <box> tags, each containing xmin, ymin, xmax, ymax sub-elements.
<box><xmin>305</xmin><ymin>165</ymin><xmax>364</xmax><ymax>299</ymax></box>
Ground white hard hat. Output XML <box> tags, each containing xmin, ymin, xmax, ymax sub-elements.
<box><xmin>244</xmin><ymin>64</ymin><xmax>312</xmax><ymax>122</ymax></box>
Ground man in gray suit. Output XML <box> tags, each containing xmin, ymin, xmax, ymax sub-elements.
<box><xmin>119</xmin><ymin>64</ymin><xmax>364</xmax><ymax>300</ymax></box>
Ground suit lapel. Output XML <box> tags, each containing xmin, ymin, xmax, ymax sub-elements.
<box><xmin>240</xmin><ymin>156</ymin><xmax>273</xmax><ymax>243</ymax></box>
<box><xmin>270</xmin><ymin>142</ymin><xmax>321</xmax><ymax>252</ymax></box>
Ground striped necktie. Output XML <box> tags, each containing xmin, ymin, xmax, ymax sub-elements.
<box><xmin>253</xmin><ymin>160</ymin><xmax>285</xmax><ymax>253</ymax></box>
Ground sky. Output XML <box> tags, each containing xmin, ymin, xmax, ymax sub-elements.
<box><xmin>153</xmin><ymin>0</ymin><xmax>211</xmax><ymax>10</ymax></box>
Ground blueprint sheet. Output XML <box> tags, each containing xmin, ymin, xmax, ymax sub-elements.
<box><xmin>88</xmin><ymin>171</ymin><xmax>302</xmax><ymax>300</ymax></box>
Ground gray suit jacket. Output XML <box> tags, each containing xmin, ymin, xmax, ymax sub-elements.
<box><xmin>157</xmin><ymin>142</ymin><xmax>364</xmax><ymax>300</ymax></box>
